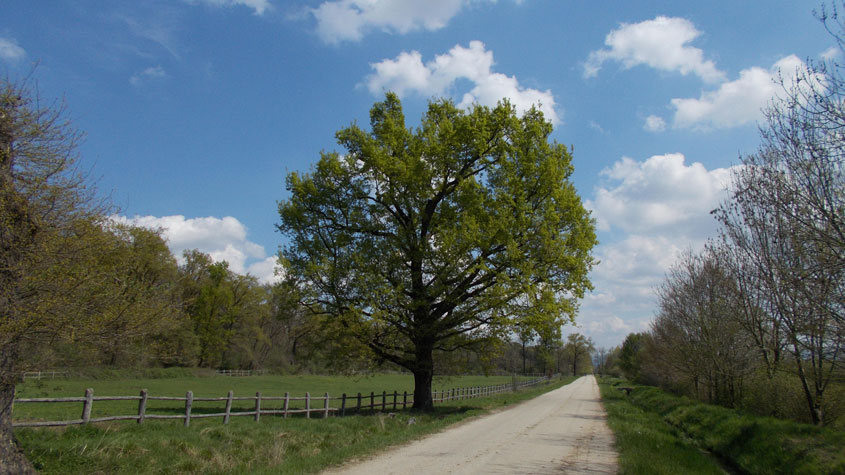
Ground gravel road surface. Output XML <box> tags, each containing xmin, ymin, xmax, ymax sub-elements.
<box><xmin>326</xmin><ymin>375</ymin><xmax>618</xmax><ymax>474</ymax></box>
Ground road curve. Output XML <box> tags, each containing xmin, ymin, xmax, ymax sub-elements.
<box><xmin>325</xmin><ymin>375</ymin><xmax>618</xmax><ymax>474</ymax></box>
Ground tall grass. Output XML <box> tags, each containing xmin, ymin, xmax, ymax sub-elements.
<box><xmin>600</xmin><ymin>378</ymin><xmax>845</xmax><ymax>475</ymax></box>
<box><xmin>16</xmin><ymin>374</ymin><xmax>575</xmax><ymax>473</ymax></box>
<box><xmin>598</xmin><ymin>379</ymin><xmax>724</xmax><ymax>474</ymax></box>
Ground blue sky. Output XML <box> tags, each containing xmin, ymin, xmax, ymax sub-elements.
<box><xmin>1</xmin><ymin>0</ymin><xmax>836</xmax><ymax>348</ymax></box>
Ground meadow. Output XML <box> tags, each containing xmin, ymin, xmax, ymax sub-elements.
<box><xmin>14</xmin><ymin>372</ymin><xmax>573</xmax><ymax>473</ymax></box>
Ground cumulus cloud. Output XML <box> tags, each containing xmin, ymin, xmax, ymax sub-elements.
<box><xmin>671</xmin><ymin>55</ymin><xmax>807</xmax><ymax>130</ymax></box>
<box><xmin>184</xmin><ymin>0</ymin><xmax>271</xmax><ymax>15</ymax></box>
<box><xmin>586</xmin><ymin>153</ymin><xmax>734</xmax><ymax>235</ymax></box>
<box><xmin>575</xmin><ymin>233</ymin><xmax>690</xmax><ymax>347</ymax></box>
<box><xmin>0</xmin><ymin>37</ymin><xmax>26</xmax><ymax>62</ymax></box>
<box><xmin>113</xmin><ymin>215</ymin><xmax>281</xmax><ymax>284</ymax></box>
<box><xmin>643</xmin><ymin>115</ymin><xmax>666</xmax><ymax>132</ymax></box>
<box><xmin>365</xmin><ymin>40</ymin><xmax>560</xmax><ymax>124</ymax></box>
<box><xmin>577</xmin><ymin>154</ymin><xmax>739</xmax><ymax>347</ymax></box>
<box><xmin>129</xmin><ymin>65</ymin><xmax>167</xmax><ymax>87</ymax></box>
<box><xmin>584</xmin><ymin>16</ymin><xmax>725</xmax><ymax>83</ymax></box>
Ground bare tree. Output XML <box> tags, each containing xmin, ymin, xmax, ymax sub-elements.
<box><xmin>650</xmin><ymin>247</ymin><xmax>756</xmax><ymax>406</ymax></box>
<box><xmin>713</xmin><ymin>7</ymin><xmax>845</xmax><ymax>422</ymax></box>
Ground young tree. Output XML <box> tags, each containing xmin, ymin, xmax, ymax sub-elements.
<box><xmin>618</xmin><ymin>333</ymin><xmax>649</xmax><ymax>383</ymax></box>
<box><xmin>0</xmin><ymin>78</ymin><xmax>108</xmax><ymax>473</ymax></box>
<box><xmin>561</xmin><ymin>333</ymin><xmax>595</xmax><ymax>376</ymax></box>
<box><xmin>278</xmin><ymin>94</ymin><xmax>596</xmax><ymax>410</ymax></box>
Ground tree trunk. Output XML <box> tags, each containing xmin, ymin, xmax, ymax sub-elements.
<box><xmin>521</xmin><ymin>339</ymin><xmax>526</xmax><ymax>375</ymax></box>
<box><xmin>0</xmin><ymin>348</ymin><xmax>36</xmax><ymax>474</ymax></box>
<box><xmin>412</xmin><ymin>343</ymin><xmax>434</xmax><ymax>411</ymax></box>
<box><xmin>793</xmin><ymin>343</ymin><xmax>822</xmax><ymax>425</ymax></box>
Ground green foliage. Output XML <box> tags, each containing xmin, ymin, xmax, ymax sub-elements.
<box><xmin>561</xmin><ymin>333</ymin><xmax>594</xmax><ymax>376</ymax></box>
<box><xmin>278</xmin><ymin>93</ymin><xmax>596</xmax><ymax>406</ymax></box>
<box><xmin>603</xmin><ymin>379</ymin><xmax>845</xmax><ymax>474</ymax></box>
<box><xmin>618</xmin><ymin>333</ymin><xmax>648</xmax><ymax>383</ymax></box>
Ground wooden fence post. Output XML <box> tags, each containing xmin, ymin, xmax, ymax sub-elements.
<box><xmin>138</xmin><ymin>389</ymin><xmax>148</xmax><ymax>424</ymax></box>
<box><xmin>305</xmin><ymin>392</ymin><xmax>311</xmax><ymax>419</ymax></box>
<box><xmin>224</xmin><ymin>390</ymin><xmax>234</xmax><ymax>424</ymax></box>
<box><xmin>403</xmin><ymin>391</ymin><xmax>407</xmax><ymax>409</ymax></box>
<box><xmin>369</xmin><ymin>392</ymin><xmax>374</xmax><ymax>411</ymax></box>
<box><xmin>283</xmin><ymin>392</ymin><xmax>290</xmax><ymax>418</ymax></box>
<box><xmin>382</xmin><ymin>391</ymin><xmax>386</xmax><ymax>411</ymax></box>
<box><xmin>341</xmin><ymin>393</ymin><xmax>347</xmax><ymax>417</ymax></box>
<box><xmin>323</xmin><ymin>392</ymin><xmax>330</xmax><ymax>418</ymax></box>
<box><xmin>254</xmin><ymin>392</ymin><xmax>261</xmax><ymax>422</ymax></box>
<box><xmin>82</xmin><ymin>388</ymin><xmax>93</xmax><ymax>424</ymax></box>
<box><xmin>392</xmin><ymin>391</ymin><xmax>397</xmax><ymax>410</ymax></box>
<box><xmin>185</xmin><ymin>391</ymin><xmax>193</xmax><ymax>427</ymax></box>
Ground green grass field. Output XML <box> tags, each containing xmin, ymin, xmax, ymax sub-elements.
<box><xmin>15</xmin><ymin>373</ymin><xmax>574</xmax><ymax>473</ymax></box>
<box><xmin>14</xmin><ymin>372</ymin><xmax>536</xmax><ymax>423</ymax></box>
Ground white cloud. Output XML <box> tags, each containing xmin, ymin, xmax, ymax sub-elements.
<box><xmin>129</xmin><ymin>65</ymin><xmax>167</xmax><ymax>87</ymax></box>
<box><xmin>643</xmin><ymin>115</ymin><xmax>666</xmax><ymax>132</ymax></box>
<box><xmin>671</xmin><ymin>55</ymin><xmax>807</xmax><ymax>130</ymax></box>
<box><xmin>311</xmin><ymin>0</ymin><xmax>468</xmax><ymax>43</ymax></box>
<box><xmin>113</xmin><ymin>215</ymin><xmax>281</xmax><ymax>284</ymax></box>
<box><xmin>247</xmin><ymin>257</ymin><xmax>282</xmax><ymax>282</ymax></box>
<box><xmin>586</xmin><ymin>153</ymin><xmax>734</xmax><ymax>235</ymax></box>
<box><xmin>576</xmin><ymin>155</ymin><xmax>739</xmax><ymax>347</ymax></box>
<box><xmin>821</xmin><ymin>46</ymin><xmax>840</xmax><ymax>61</ymax></box>
<box><xmin>184</xmin><ymin>0</ymin><xmax>271</xmax><ymax>15</ymax></box>
<box><xmin>365</xmin><ymin>40</ymin><xmax>560</xmax><ymax>124</ymax></box>
<box><xmin>574</xmin><ymin>233</ymin><xmax>688</xmax><ymax>348</ymax></box>
<box><xmin>584</xmin><ymin>16</ymin><xmax>725</xmax><ymax>83</ymax></box>
<box><xmin>593</xmin><ymin>234</ymin><xmax>685</xmax><ymax>286</ymax></box>
<box><xmin>0</xmin><ymin>37</ymin><xmax>26</xmax><ymax>62</ymax></box>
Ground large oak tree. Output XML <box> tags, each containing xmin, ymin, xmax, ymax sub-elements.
<box><xmin>278</xmin><ymin>94</ymin><xmax>596</xmax><ymax>410</ymax></box>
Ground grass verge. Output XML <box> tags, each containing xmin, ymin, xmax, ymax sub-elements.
<box><xmin>17</xmin><ymin>375</ymin><xmax>576</xmax><ymax>474</ymax></box>
<box><xmin>600</xmin><ymin>378</ymin><xmax>845</xmax><ymax>475</ymax></box>
<box><xmin>598</xmin><ymin>378</ymin><xmax>724</xmax><ymax>474</ymax></box>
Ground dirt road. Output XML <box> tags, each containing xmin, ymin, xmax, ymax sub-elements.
<box><xmin>326</xmin><ymin>375</ymin><xmax>618</xmax><ymax>474</ymax></box>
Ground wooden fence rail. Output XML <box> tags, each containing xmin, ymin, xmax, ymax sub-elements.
<box><xmin>22</xmin><ymin>371</ymin><xmax>69</xmax><ymax>381</ymax></box>
<box><xmin>12</xmin><ymin>376</ymin><xmax>547</xmax><ymax>428</ymax></box>
<box><xmin>215</xmin><ymin>369</ymin><xmax>267</xmax><ymax>377</ymax></box>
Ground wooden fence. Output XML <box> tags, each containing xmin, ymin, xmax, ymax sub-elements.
<box><xmin>22</xmin><ymin>371</ymin><xmax>69</xmax><ymax>381</ymax></box>
<box><xmin>12</xmin><ymin>376</ymin><xmax>547</xmax><ymax>428</ymax></box>
<box><xmin>215</xmin><ymin>369</ymin><xmax>267</xmax><ymax>377</ymax></box>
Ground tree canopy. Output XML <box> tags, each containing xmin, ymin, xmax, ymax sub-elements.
<box><xmin>278</xmin><ymin>93</ymin><xmax>596</xmax><ymax>409</ymax></box>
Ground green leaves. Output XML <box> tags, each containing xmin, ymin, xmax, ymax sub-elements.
<box><xmin>278</xmin><ymin>93</ymin><xmax>596</xmax><ymax>375</ymax></box>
